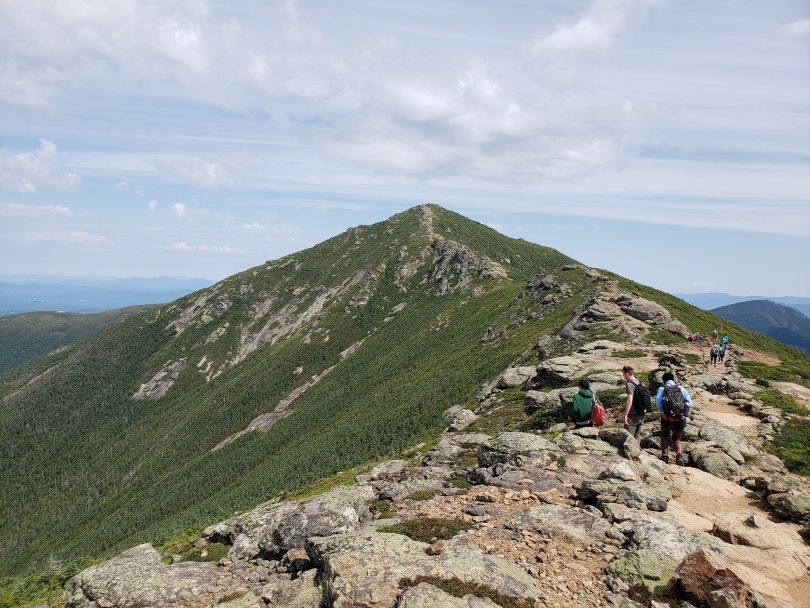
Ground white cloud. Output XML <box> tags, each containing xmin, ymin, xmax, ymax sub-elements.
<box><xmin>240</xmin><ymin>222</ymin><xmax>267</xmax><ymax>230</ymax></box>
<box><xmin>0</xmin><ymin>202</ymin><xmax>73</xmax><ymax>219</ymax></box>
<box><xmin>785</xmin><ymin>18</ymin><xmax>810</xmax><ymax>37</ymax></box>
<box><xmin>18</xmin><ymin>230</ymin><xmax>106</xmax><ymax>243</ymax></box>
<box><xmin>316</xmin><ymin>70</ymin><xmax>622</xmax><ymax>180</ymax></box>
<box><xmin>531</xmin><ymin>0</ymin><xmax>660</xmax><ymax>56</ymax></box>
<box><xmin>158</xmin><ymin>159</ymin><xmax>232</xmax><ymax>188</ymax></box>
<box><xmin>159</xmin><ymin>242</ymin><xmax>245</xmax><ymax>253</ymax></box>
<box><xmin>115</xmin><ymin>181</ymin><xmax>130</xmax><ymax>190</ymax></box>
<box><xmin>170</xmin><ymin>201</ymin><xmax>232</xmax><ymax>222</ymax></box>
<box><xmin>0</xmin><ymin>140</ymin><xmax>81</xmax><ymax>193</ymax></box>
<box><xmin>148</xmin><ymin>199</ymin><xmax>158</xmax><ymax>213</ymax></box>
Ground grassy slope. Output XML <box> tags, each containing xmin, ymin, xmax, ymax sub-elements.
<box><xmin>0</xmin><ymin>206</ymin><xmax>579</xmax><ymax>575</ymax></box>
<box><xmin>0</xmin><ymin>306</ymin><xmax>154</xmax><ymax>373</ymax></box>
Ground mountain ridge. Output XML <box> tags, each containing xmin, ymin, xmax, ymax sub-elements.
<box><xmin>1</xmin><ymin>204</ymin><xmax>809</xmax><ymax>583</ymax></box>
<box><xmin>711</xmin><ymin>299</ymin><xmax>810</xmax><ymax>354</ymax></box>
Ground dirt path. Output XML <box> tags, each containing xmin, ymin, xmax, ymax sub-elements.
<box><xmin>666</xmin><ymin>467</ymin><xmax>810</xmax><ymax>608</ymax></box>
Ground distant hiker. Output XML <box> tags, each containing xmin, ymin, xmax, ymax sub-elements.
<box><xmin>568</xmin><ymin>379</ymin><xmax>603</xmax><ymax>429</ymax></box>
<box><xmin>655</xmin><ymin>372</ymin><xmax>692</xmax><ymax>466</ymax></box>
<box><xmin>721</xmin><ymin>333</ymin><xmax>729</xmax><ymax>346</ymax></box>
<box><xmin>622</xmin><ymin>366</ymin><xmax>651</xmax><ymax>439</ymax></box>
<box><xmin>688</xmin><ymin>333</ymin><xmax>697</xmax><ymax>342</ymax></box>
<box><xmin>710</xmin><ymin>345</ymin><xmax>719</xmax><ymax>365</ymax></box>
<box><xmin>712</xmin><ymin>329</ymin><xmax>718</xmax><ymax>343</ymax></box>
<box><xmin>719</xmin><ymin>343</ymin><xmax>727</xmax><ymax>363</ymax></box>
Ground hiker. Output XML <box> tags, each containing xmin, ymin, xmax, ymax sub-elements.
<box><xmin>712</xmin><ymin>329</ymin><xmax>718</xmax><ymax>344</ymax></box>
<box><xmin>710</xmin><ymin>345</ymin><xmax>719</xmax><ymax>365</ymax></box>
<box><xmin>721</xmin><ymin>333</ymin><xmax>729</xmax><ymax>346</ymax></box>
<box><xmin>622</xmin><ymin>365</ymin><xmax>651</xmax><ymax>439</ymax></box>
<box><xmin>568</xmin><ymin>379</ymin><xmax>602</xmax><ymax>428</ymax></box>
<box><xmin>719</xmin><ymin>343</ymin><xmax>727</xmax><ymax>363</ymax></box>
<box><xmin>655</xmin><ymin>371</ymin><xmax>692</xmax><ymax>465</ymax></box>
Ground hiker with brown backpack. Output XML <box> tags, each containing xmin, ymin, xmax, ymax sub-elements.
<box><xmin>655</xmin><ymin>371</ymin><xmax>693</xmax><ymax>466</ymax></box>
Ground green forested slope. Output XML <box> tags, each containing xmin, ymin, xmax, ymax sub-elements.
<box><xmin>0</xmin><ymin>306</ymin><xmax>154</xmax><ymax>373</ymax></box>
<box><xmin>0</xmin><ymin>205</ymin><xmax>580</xmax><ymax>574</ymax></box>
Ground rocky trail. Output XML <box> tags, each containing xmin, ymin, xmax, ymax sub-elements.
<box><xmin>64</xmin><ymin>334</ymin><xmax>810</xmax><ymax>608</ymax></box>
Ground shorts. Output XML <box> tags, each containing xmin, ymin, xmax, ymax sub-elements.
<box><xmin>624</xmin><ymin>413</ymin><xmax>645</xmax><ymax>438</ymax></box>
<box><xmin>661</xmin><ymin>417</ymin><xmax>687</xmax><ymax>432</ymax></box>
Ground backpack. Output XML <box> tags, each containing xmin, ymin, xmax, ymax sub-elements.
<box><xmin>590</xmin><ymin>396</ymin><xmax>606</xmax><ymax>427</ymax></box>
<box><xmin>631</xmin><ymin>384</ymin><xmax>652</xmax><ymax>415</ymax></box>
<box><xmin>662</xmin><ymin>384</ymin><xmax>687</xmax><ymax>420</ymax></box>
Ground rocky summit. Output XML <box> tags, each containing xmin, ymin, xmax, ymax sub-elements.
<box><xmin>2</xmin><ymin>205</ymin><xmax>810</xmax><ymax>608</ymax></box>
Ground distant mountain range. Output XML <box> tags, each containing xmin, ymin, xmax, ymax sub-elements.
<box><xmin>710</xmin><ymin>300</ymin><xmax>810</xmax><ymax>354</ymax></box>
<box><xmin>0</xmin><ymin>275</ymin><xmax>215</xmax><ymax>314</ymax></box>
<box><xmin>676</xmin><ymin>292</ymin><xmax>810</xmax><ymax>318</ymax></box>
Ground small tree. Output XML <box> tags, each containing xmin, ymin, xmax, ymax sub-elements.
<box><xmin>46</xmin><ymin>555</ymin><xmax>63</xmax><ymax>607</ymax></box>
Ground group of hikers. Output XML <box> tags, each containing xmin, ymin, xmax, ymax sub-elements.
<box><xmin>710</xmin><ymin>329</ymin><xmax>729</xmax><ymax>366</ymax></box>
<box><xmin>567</xmin><ymin>365</ymin><xmax>692</xmax><ymax>466</ymax></box>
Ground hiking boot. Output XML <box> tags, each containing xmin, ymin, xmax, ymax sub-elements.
<box><xmin>676</xmin><ymin>453</ymin><xmax>686</xmax><ymax>467</ymax></box>
<box><xmin>660</xmin><ymin>453</ymin><xmax>670</xmax><ymax>464</ymax></box>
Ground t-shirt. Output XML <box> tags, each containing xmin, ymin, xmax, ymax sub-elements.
<box><xmin>626</xmin><ymin>379</ymin><xmax>639</xmax><ymax>395</ymax></box>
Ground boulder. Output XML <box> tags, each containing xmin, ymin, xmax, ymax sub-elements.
<box><xmin>66</xmin><ymin>544</ymin><xmax>248</xmax><ymax>608</ymax></box>
<box><xmin>659</xmin><ymin>319</ymin><xmax>689</xmax><ymax>336</ymax></box>
<box><xmin>204</xmin><ymin>484</ymin><xmax>374</xmax><ymax>559</ymax></box>
<box><xmin>620</xmin><ymin>297</ymin><xmax>672</xmax><ymax>325</ymax></box>
<box><xmin>448</xmin><ymin>409</ymin><xmax>478</xmax><ymax>431</ymax></box>
<box><xmin>260</xmin><ymin>570</ymin><xmax>322</xmax><ymax>607</ymax></box>
<box><xmin>505</xmin><ymin>504</ymin><xmax>613</xmax><ymax>544</ymax></box>
<box><xmin>588</xmin><ymin>371</ymin><xmax>625</xmax><ymax>385</ymax></box>
<box><xmin>604</xmin><ymin>593</ymin><xmax>645</xmax><ymax>608</ymax></box>
<box><xmin>356</xmin><ymin>460</ymin><xmax>409</xmax><ymax>484</ymax></box>
<box><xmin>676</xmin><ymin>549</ymin><xmax>755</xmax><ymax>607</ymax></box>
<box><xmin>478</xmin><ymin>432</ymin><xmax>555</xmax><ymax>467</ymax></box>
<box><xmin>578</xmin><ymin>340</ymin><xmax>625</xmax><ymax>354</ymax></box>
<box><xmin>528</xmin><ymin>356</ymin><xmax>585</xmax><ymax>389</ymax></box>
<box><xmin>307</xmin><ymin>530</ymin><xmax>540</xmax><ymax>608</ymax></box>
<box><xmin>606</xmin><ymin>521</ymin><xmax>721</xmax><ymax>595</ymax></box>
<box><xmin>690</xmin><ymin>445</ymin><xmax>740</xmax><ymax>480</ymax></box>
<box><xmin>782</xmin><ymin>492</ymin><xmax>810</xmax><ymax>521</ymax></box>
<box><xmin>707</xmin><ymin>588</ymin><xmax>746</xmax><ymax>608</ymax></box>
<box><xmin>398</xmin><ymin>583</ymin><xmax>499</xmax><ymax>608</ymax></box>
<box><xmin>496</xmin><ymin>367</ymin><xmax>536</xmax><ymax>389</ymax></box>
<box><xmin>599</xmin><ymin>428</ymin><xmax>632</xmax><ymax>447</ymax></box>
<box><xmin>621</xmin><ymin>436</ymin><xmax>642</xmax><ymax>460</ymax></box>
<box><xmin>601</xmin><ymin>462</ymin><xmax>639</xmax><ymax>482</ymax></box>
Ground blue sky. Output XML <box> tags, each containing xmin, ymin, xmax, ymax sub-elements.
<box><xmin>1</xmin><ymin>0</ymin><xmax>808</xmax><ymax>295</ymax></box>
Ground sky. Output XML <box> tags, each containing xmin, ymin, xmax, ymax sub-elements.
<box><xmin>0</xmin><ymin>0</ymin><xmax>808</xmax><ymax>296</ymax></box>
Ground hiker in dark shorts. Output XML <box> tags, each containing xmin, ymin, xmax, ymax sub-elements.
<box><xmin>622</xmin><ymin>366</ymin><xmax>648</xmax><ymax>439</ymax></box>
<box><xmin>568</xmin><ymin>379</ymin><xmax>601</xmax><ymax>428</ymax></box>
<box><xmin>655</xmin><ymin>372</ymin><xmax>692</xmax><ymax>466</ymax></box>
<box><xmin>719</xmin><ymin>343</ymin><xmax>727</xmax><ymax>363</ymax></box>
<box><xmin>710</xmin><ymin>345</ymin><xmax>719</xmax><ymax>365</ymax></box>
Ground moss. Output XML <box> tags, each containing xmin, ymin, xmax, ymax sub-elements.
<box><xmin>370</xmin><ymin>499</ymin><xmax>392</xmax><ymax>513</ymax></box>
<box><xmin>402</xmin><ymin>490</ymin><xmax>442</xmax><ymax>501</ymax></box>
<box><xmin>451</xmin><ymin>452</ymin><xmax>480</xmax><ymax>470</ymax></box>
<box><xmin>768</xmin><ymin>418</ymin><xmax>810</xmax><ymax>476</ymax></box>
<box><xmin>605</xmin><ymin>552</ymin><xmax>678</xmax><ymax>597</ymax></box>
<box><xmin>757</xmin><ymin>389</ymin><xmax>809</xmax><ymax>415</ymax></box>
<box><xmin>684</xmin><ymin>353</ymin><xmax>701</xmax><ymax>364</ymax></box>
<box><xmin>399</xmin><ymin>576</ymin><xmax>533</xmax><ymax>608</ymax></box>
<box><xmin>217</xmin><ymin>591</ymin><xmax>248</xmax><ymax>604</ymax></box>
<box><xmin>613</xmin><ymin>349</ymin><xmax>645</xmax><ymax>358</ymax></box>
<box><xmin>448</xmin><ymin>475</ymin><xmax>472</xmax><ymax>490</ymax></box>
<box><xmin>596</xmin><ymin>388</ymin><xmax>626</xmax><ymax>410</ymax></box>
<box><xmin>185</xmin><ymin>543</ymin><xmax>229</xmax><ymax>563</ymax></box>
<box><xmin>738</xmin><ymin>360</ymin><xmax>807</xmax><ymax>385</ymax></box>
<box><xmin>518</xmin><ymin>408</ymin><xmax>558</xmax><ymax>432</ymax></box>
<box><xmin>646</xmin><ymin>328</ymin><xmax>685</xmax><ymax>345</ymax></box>
<box><xmin>379</xmin><ymin>518</ymin><xmax>474</xmax><ymax>543</ymax></box>
<box><xmin>285</xmin><ymin>469</ymin><xmax>359</xmax><ymax>501</ymax></box>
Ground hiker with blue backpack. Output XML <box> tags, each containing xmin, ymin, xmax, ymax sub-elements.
<box><xmin>719</xmin><ymin>342</ymin><xmax>727</xmax><ymax>363</ymax></box>
<box><xmin>655</xmin><ymin>371</ymin><xmax>692</xmax><ymax>466</ymax></box>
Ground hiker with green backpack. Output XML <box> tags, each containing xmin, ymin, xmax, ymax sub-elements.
<box><xmin>655</xmin><ymin>371</ymin><xmax>693</xmax><ymax>466</ymax></box>
<box><xmin>568</xmin><ymin>379</ymin><xmax>605</xmax><ymax>428</ymax></box>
